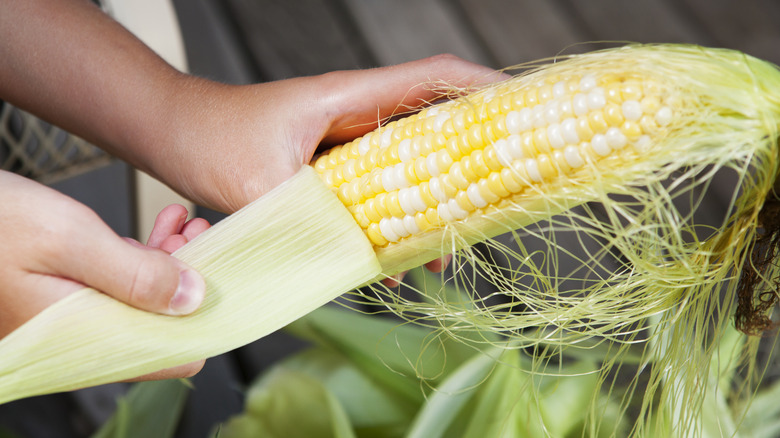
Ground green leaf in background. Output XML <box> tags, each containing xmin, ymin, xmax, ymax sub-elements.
<box><xmin>287</xmin><ymin>305</ymin><xmax>477</xmax><ymax>403</ymax></box>
<box><xmin>0</xmin><ymin>427</ymin><xmax>23</xmax><ymax>438</ymax></box>
<box><xmin>219</xmin><ymin>368</ymin><xmax>355</xmax><ymax>438</ymax></box>
<box><xmin>537</xmin><ymin>361</ymin><xmax>601</xmax><ymax>437</ymax></box>
<box><xmin>460</xmin><ymin>350</ymin><xmax>529</xmax><ymax>438</ymax></box>
<box><xmin>91</xmin><ymin>379</ymin><xmax>190</xmax><ymax>438</ymax></box>
<box><xmin>406</xmin><ymin>347</ymin><xmax>503</xmax><ymax>438</ymax></box>
<box><xmin>740</xmin><ymin>378</ymin><xmax>780</xmax><ymax>438</ymax></box>
<box><xmin>278</xmin><ymin>348</ymin><xmax>415</xmax><ymax>438</ymax></box>
<box><xmin>403</xmin><ymin>268</ymin><xmax>502</xmax><ymax>346</ymax></box>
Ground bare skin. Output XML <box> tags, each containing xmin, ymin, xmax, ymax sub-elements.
<box><xmin>0</xmin><ymin>0</ymin><xmax>506</xmax><ymax>379</ymax></box>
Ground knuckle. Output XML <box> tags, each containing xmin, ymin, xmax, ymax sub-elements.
<box><xmin>126</xmin><ymin>255</ymin><xmax>176</xmax><ymax>310</ymax></box>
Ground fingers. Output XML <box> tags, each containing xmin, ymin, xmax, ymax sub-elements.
<box><xmin>81</xmin><ymin>238</ymin><xmax>205</xmax><ymax>316</ymax></box>
<box><xmin>43</xmin><ymin>203</ymin><xmax>205</xmax><ymax>316</ymax></box>
<box><xmin>424</xmin><ymin>254</ymin><xmax>453</xmax><ymax>273</ymax></box>
<box><xmin>382</xmin><ymin>272</ymin><xmax>406</xmax><ymax>288</ymax></box>
<box><xmin>381</xmin><ymin>254</ymin><xmax>454</xmax><ymax>288</ymax></box>
<box><xmin>146</xmin><ymin>204</ymin><xmax>188</xmax><ymax>248</ymax></box>
<box><xmin>129</xmin><ymin>359</ymin><xmax>205</xmax><ymax>382</ymax></box>
<box><xmin>321</xmin><ymin>54</ymin><xmax>510</xmax><ymax>144</ymax></box>
<box><xmin>146</xmin><ymin>205</ymin><xmax>212</xmax><ymax>254</ymax></box>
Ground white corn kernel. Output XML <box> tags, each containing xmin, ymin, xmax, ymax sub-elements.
<box><xmin>467</xmin><ymin>183</ymin><xmax>488</xmax><ymax>208</ymax></box>
<box><xmin>606</xmin><ymin>127</ymin><xmax>628</xmax><ymax>149</ymax></box>
<box><xmin>655</xmin><ymin>107</ymin><xmax>673</xmax><ymax>126</ymax></box>
<box><xmin>403</xmin><ymin>215</ymin><xmax>420</xmax><ymax>235</ymax></box>
<box><xmin>560</xmin><ymin>118</ymin><xmax>579</xmax><ymax>144</ymax></box>
<box><xmin>448</xmin><ymin>198</ymin><xmax>470</xmax><ymax>220</ymax></box>
<box><xmin>398</xmin><ymin>187</ymin><xmax>417</xmax><ymax>216</ymax></box>
<box><xmin>525</xmin><ymin>158</ymin><xmax>543</xmax><ymax>182</ymax></box>
<box><xmin>379</xmin><ymin>218</ymin><xmax>400</xmax><ymax>242</ymax></box>
<box><xmin>591</xmin><ymin>134</ymin><xmax>611</xmax><ymax>156</ymax></box>
<box><xmin>429</xmin><ymin>177</ymin><xmax>448</xmax><ymax>203</ymax></box>
<box><xmin>547</xmin><ymin>124</ymin><xmax>565</xmax><ymax>149</ymax></box>
<box><xmin>398</xmin><ymin>139</ymin><xmax>412</xmax><ymax>162</ymax></box>
<box><xmin>564</xmin><ymin>145</ymin><xmax>584</xmax><ymax>168</ymax></box>
<box><xmin>622</xmin><ymin>100</ymin><xmax>642</xmax><ymax>121</ymax></box>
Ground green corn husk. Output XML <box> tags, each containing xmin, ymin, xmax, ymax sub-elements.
<box><xmin>0</xmin><ymin>167</ymin><xmax>381</xmax><ymax>404</ymax></box>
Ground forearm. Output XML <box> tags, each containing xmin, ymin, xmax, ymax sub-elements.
<box><xmin>0</xmin><ymin>0</ymin><xmax>193</xmax><ymax>174</ymax></box>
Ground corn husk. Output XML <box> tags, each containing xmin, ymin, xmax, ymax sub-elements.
<box><xmin>0</xmin><ymin>166</ymin><xmax>381</xmax><ymax>404</ymax></box>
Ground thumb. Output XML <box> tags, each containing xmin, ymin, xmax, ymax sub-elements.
<box><xmin>61</xmin><ymin>231</ymin><xmax>206</xmax><ymax>316</ymax></box>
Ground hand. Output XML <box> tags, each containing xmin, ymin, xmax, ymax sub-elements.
<box><xmin>145</xmin><ymin>56</ymin><xmax>504</xmax><ymax>287</ymax></box>
<box><xmin>0</xmin><ymin>172</ymin><xmax>209</xmax><ymax>378</ymax></box>
<box><xmin>148</xmin><ymin>55</ymin><xmax>507</xmax><ymax>213</ymax></box>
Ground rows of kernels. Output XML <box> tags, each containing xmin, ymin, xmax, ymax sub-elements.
<box><xmin>313</xmin><ymin>73</ymin><xmax>675</xmax><ymax>247</ymax></box>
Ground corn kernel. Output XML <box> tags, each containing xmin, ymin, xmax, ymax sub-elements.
<box><xmin>533</xmin><ymin>128</ymin><xmax>552</xmax><ymax>153</ymax></box>
<box><xmin>621</xmin><ymin>120</ymin><xmax>642</xmax><ymax>139</ymax></box>
<box><xmin>452</xmin><ymin>111</ymin><xmax>468</xmax><ymax>134</ymax></box>
<box><xmin>374</xmin><ymin>193</ymin><xmax>390</xmax><ymax>218</ymax></box>
<box><xmin>470</xmin><ymin>150</ymin><xmax>491</xmax><ymax>178</ymax></box>
<box><xmin>386</xmin><ymin>191</ymin><xmax>404</xmax><ymax>217</ymax></box>
<box><xmin>424</xmin><ymin>207</ymin><xmax>442</xmax><ymax>228</ymax></box>
<box><xmin>414</xmin><ymin>156</ymin><xmax>430</xmax><ymax>181</ymax></box>
<box><xmin>439</xmin><ymin>174</ymin><xmax>459</xmax><ymax>198</ymax></box>
<box><xmin>414</xmin><ymin>211</ymin><xmax>434</xmax><ymax>233</ymax></box>
<box><xmin>352</xmin><ymin>205</ymin><xmax>370</xmax><ymax>228</ymax></box>
<box><xmin>487</xmin><ymin>172</ymin><xmax>510</xmax><ymax>198</ymax></box>
<box><xmin>364</xmin><ymin>198</ymin><xmax>382</xmax><ymax>223</ymax></box>
<box><xmin>483</xmin><ymin>145</ymin><xmax>503</xmax><ymax>171</ymax></box>
<box><xmin>436</xmin><ymin>149</ymin><xmax>455</xmax><ymax>174</ymax></box>
<box><xmin>501</xmin><ymin>165</ymin><xmax>527</xmax><ymax>193</ymax></box>
<box><xmin>460</xmin><ymin>156</ymin><xmax>480</xmax><ymax>183</ymax></box>
<box><xmin>524</xmin><ymin>89</ymin><xmax>539</xmax><ymax>107</ymax></box>
<box><xmin>337</xmin><ymin>184</ymin><xmax>350</xmax><ymax>205</ymax></box>
<box><xmin>446</xmin><ymin>137</ymin><xmax>461</xmax><ymax>159</ymax></box>
<box><xmin>456</xmin><ymin>191</ymin><xmax>478</xmax><ymax>212</ymax></box>
<box><xmin>538</xmin><ymin>84</ymin><xmax>554</xmax><ymax>103</ymax></box>
<box><xmin>621</xmin><ymin>81</ymin><xmax>643</xmax><ymax>100</ymax></box>
<box><xmin>552</xmin><ymin>149</ymin><xmax>572</xmax><ymax>173</ymax></box>
<box><xmin>367</xmin><ymin>222</ymin><xmax>388</xmax><ymax>246</ymax></box>
<box><xmin>588</xmin><ymin>111</ymin><xmax>609</xmax><ymax>133</ymax></box>
<box><xmin>419</xmin><ymin>182</ymin><xmax>437</xmax><ymax>207</ymax></box>
<box><xmin>404</xmin><ymin>162</ymin><xmax>420</xmax><ymax>186</ymax></box>
<box><xmin>314</xmin><ymin>155</ymin><xmax>329</xmax><ymax>172</ymax></box>
<box><xmin>536</xmin><ymin>154</ymin><xmax>557</xmax><ymax>180</ymax></box>
<box><xmin>448</xmin><ymin>162</ymin><xmax>471</xmax><ymax>190</ymax></box>
<box><xmin>477</xmin><ymin>179</ymin><xmax>501</xmax><ymax>204</ymax></box>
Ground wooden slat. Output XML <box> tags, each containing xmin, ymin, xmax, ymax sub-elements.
<box><xmin>679</xmin><ymin>0</ymin><xmax>780</xmax><ymax>65</ymax></box>
<box><xmin>558</xmin><ymin>0</ymin><xmax>707</xmax><ymax>45</ymax></box>
<box><xmin>339</xmin><ymin>0</ymin><xmax>492</xmax><ymax>66</ymax></box>
<box><xmin>172</xmin><ymin>0</ymin><xmax>256</xmax><ymax>84</ymax></box>
<box><xmin>456</xmin><ymin>0</ymin><xmax>593</xmax><ymax>67</ymax></box>
<box><xmin>223</xmin><ymin>0</ymin><xmax>372</xmax><ymax>80</ymax></box>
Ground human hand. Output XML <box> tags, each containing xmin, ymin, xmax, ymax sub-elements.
<box><xmin>0</xmin><ymin>172</ymin><xmax>208</xmax><ymax>378</ymax></box>
<box><xmin>144</xmin><ymin>56</ymin><xmax>504</xmax><ymax>286</ymax></box>
<box><xmin>146</xmin><ymin>55</ymin><xmax>507</xmax><ymax>214</ymax></box>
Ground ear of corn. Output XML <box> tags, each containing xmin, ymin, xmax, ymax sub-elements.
<box><xmin>1</xmin><ymin>45</ymin><xmax>780</xmax><ymax>438</ymax></box>
<box><xmin>315</xmin><ymin>60</ymin><xmax>677</xmax><ymax>275</ymax></box>
<box><xmin>317</xmin><ymin>44</ymin><xmax>780</xmax><ymax>436</ymax></box>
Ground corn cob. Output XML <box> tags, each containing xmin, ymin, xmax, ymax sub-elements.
<box><xmin>315</xmin><ymin>49</ymin><xmax>683</xmax><ymax>276</ymax></box>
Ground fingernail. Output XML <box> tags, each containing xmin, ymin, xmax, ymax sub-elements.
<box><xmin>168</xmin><ymin>269</ymin><xmax>206</xmax><ymax>315</ymax></box>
